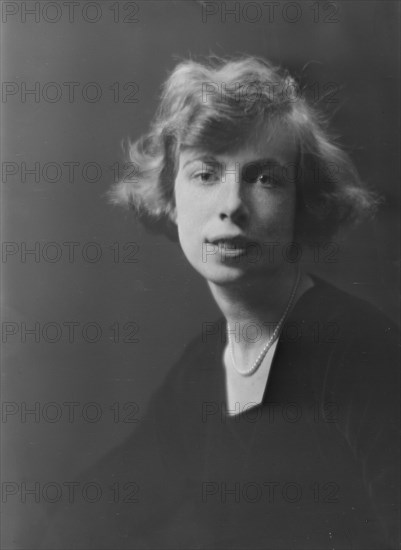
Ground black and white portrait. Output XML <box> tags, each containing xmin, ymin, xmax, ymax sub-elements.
<box><xmin>2</xmin><ymin>1</ymin><xmax>400</xmax><ymax>549</ymax></box>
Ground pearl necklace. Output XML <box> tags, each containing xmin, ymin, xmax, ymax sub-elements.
<box><xmin>227</xmin><ymin>268</ymin><xmax>301</xmax><ymax>377</ymax></box>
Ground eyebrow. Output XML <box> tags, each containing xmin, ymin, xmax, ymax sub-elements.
<box><xmin>242</xmin><ymin>158</ymin><xmax>286</xmax><ymax>170</ymax></box>
<box><xmin>183</xmin><ymin>155</ymin><xmax>218</xmax><ymax>169</ymax></box>
<box><xmin>183</xmin><ymin>156</ymin><xmax>286</xmax><ymax>170</ymax></box>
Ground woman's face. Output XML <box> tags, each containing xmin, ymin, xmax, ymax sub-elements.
<box><xmin>173</xmin><ymin>125</ymin><xmax>299</xmax><ymax>286</ymax></box>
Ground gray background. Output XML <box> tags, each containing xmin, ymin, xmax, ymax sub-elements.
<box><xmin>1</xmin><ymin>0</ymin><xmax>399</xmax><ymax>546</ymax></box>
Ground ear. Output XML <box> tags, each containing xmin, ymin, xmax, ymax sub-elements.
<box><xmin>168</xmin><ymin>207</ymin><xmax>177</xmax><ymax>224</ymax></box>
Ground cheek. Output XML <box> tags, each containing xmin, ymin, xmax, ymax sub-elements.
<box><xmin>174</xmin><ymin>183</ymin><xmax>201</xmax><ymax>252</ymax></box>
<box><xmin>255</xmin><ymin>192</ymin><xmax>296</xmax><ymax>233</ymax></box>
<box><xmin>278</xmin><ymin>196</ymin><xmax>296</xmax><ymax>225</ymax></box>
<box><xmin>173</xmin><ymin>179</ymin><xmax>186</xmax><ymax>224</ymax></box>
<box><xmin>174</xmin><ymin>190</ymin><xmax>193</xmax><ymax>232</ymax></box>
<box><xmin>174</xmin><ymin>178</ymin><xmax>207</xmax><ymax>230</ymax></box>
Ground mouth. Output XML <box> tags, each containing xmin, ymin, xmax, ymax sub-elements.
<box><xmin>206</xmin><ymin>237</ymin><xmax>251</xmax><ymax>257</ymax></box>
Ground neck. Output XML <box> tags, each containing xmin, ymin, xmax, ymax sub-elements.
<box><xmin>207</xmin><ymin>264</ymin><xmax>313</xmax><ymax>360</ymax></box>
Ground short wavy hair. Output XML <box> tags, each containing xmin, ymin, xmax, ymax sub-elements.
<box><xmin>109</xmin><ymin>55</ymin><xmax>379</xmax><ymax>243</ymax></box>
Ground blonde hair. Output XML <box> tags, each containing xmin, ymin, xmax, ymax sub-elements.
<box><xmin>109</xmin><ymin>55</ymin><xmax>379</xmax><ymax>242</ymax></box>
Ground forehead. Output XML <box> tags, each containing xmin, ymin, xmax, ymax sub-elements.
<box><xmin>178</xmin><ymin>122</ymin><xmax>298</xmax><ymax>167</ymax></box>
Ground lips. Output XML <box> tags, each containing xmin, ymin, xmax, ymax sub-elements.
<box><xmin>206</xmin><ymin>236</ymin><xmax>252</xmax><ymax>257</ymax></box>
<box><xmin>207</xmin><ymin>236</ymin><xmax>250</xmax><ymax>248</ymax></box>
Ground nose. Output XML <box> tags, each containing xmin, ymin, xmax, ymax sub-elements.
<box><xmin>218</xmin><ymin>175</ymin><xmax>249</xmax><ymax>225</ymax></box>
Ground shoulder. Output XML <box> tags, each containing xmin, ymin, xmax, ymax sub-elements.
<box><xmin>296</xmin><ymin>274</ymin><xmax>399</xmax><ymax>347</ymax></box>
<box><xmin>163</xmin><ymin>276</ymin><xmax>400</xmax><ymax>386</ymax></box>
<box><xmin>299</xmin><ymin>276</ymin><xmax>399</xmax><ymax>417</ymax></box>
<box><xmin>299</xmin><ymin>275</ymin><xmax>399</xmax><ymax>378</ymax></box>
<box><xmin>160</xmin><ymin>318</ymin><xmax>225</xmax><ymax>388</ymax></box>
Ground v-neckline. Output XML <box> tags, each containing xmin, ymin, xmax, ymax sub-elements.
<box><xmin>205</xmin><ymin>274</ymin><xmax>331</xmax><ymax>420</ymax></box>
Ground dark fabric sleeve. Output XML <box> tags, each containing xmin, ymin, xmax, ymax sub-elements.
<box><xmin>322</xmin><ymin>308</ymin><xmax>400</xmax><ymax>548</ymax></box>
<box><xmin>36</xmin><ymin>339</ymin><xmax>206</xmax><ymax>549</ymax></box>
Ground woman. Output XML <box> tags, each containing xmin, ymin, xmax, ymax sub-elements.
<box><xmin>42</xmin><ymin>56</ymin><xmax>399</xmax><ymax>549</ymax></box>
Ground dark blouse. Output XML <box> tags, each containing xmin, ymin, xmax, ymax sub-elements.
<box><xmin>40</xmin><ymin>275</ymin><xmax>399</xmax><ymax>549</ymax></box>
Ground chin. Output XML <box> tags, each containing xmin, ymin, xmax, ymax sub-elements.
<box><xmin>194</xmin><ymin>262</ymin><xmax>267</xmax><ymax>286</ymax></box>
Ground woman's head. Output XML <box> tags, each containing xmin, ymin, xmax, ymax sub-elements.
<box><xmin>173</xmin><ymin>121</ymin><xmax>300</xmax><ymax>284</ymax></box>
<box><xmin>110</xmin><ymin>55</ymin><xmax>379</xmax><ymax>273</ymax></box>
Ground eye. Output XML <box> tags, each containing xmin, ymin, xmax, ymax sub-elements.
<box><xmin>243</xmin><ymin>165</ymin><xmax>279</xmax><ymax>187</ymax></box>
<box><xmin>256</xmin><ymin>172</ymin><xmax>279</xmax><ymax>187</ymax></box>
<box><xmin>195</xmin><ymin>171</ymin><xmax>213</xmax><ymax>182</ymax></box>
<box><xmin>192</xmin><ymin>169</ymin><xmax>219</xmax><ymax>184</ymax></box>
